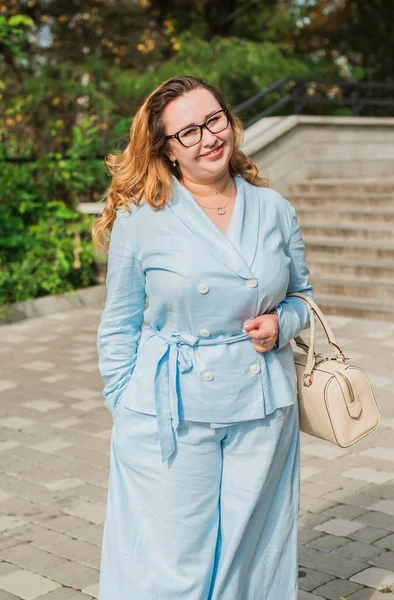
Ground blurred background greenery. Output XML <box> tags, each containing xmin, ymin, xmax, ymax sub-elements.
<box><xmin>1</xmin><ymin>0</ymin><xmax>393</xmax><ymax>308</ymax></box>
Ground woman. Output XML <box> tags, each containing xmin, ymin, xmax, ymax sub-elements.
<box><xmin>94</xmin><ymin>75</ymin><xmax>314</xmax><ymax>600</ymax></box>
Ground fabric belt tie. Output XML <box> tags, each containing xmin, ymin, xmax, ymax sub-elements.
<box><xmin>143</xmin><ymin>326</ymin><xmax>252</xmax><ymax>463</ymax></box>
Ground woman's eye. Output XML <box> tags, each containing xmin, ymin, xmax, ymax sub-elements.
<box><xmin>183</xmin><ymin>127</ymin><xmax>198</xmax><ymax>137</ymax></box>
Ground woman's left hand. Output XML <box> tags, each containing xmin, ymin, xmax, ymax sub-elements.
<box><xmin>243</xmin><ymin>313</ymin><xmax>279</xmax><ymax>353</ymax></box>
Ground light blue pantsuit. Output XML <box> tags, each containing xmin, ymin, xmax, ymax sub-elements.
<box><xmin>99</xmin><ymin>404</ymin><xmax>300</xmax><ymax>600</ymax></box>
<box><xmin>97</xmin><ymin>175</ymin><xmax>314</xmax><ymax>599</ymax></box>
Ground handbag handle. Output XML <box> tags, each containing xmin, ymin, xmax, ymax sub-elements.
<box><xmin>286</xmin><ymin>292</ymin><xmax>347</xmax><ymax>386</ymax></box>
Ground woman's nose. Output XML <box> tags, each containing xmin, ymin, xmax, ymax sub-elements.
<box><xmin>200</xmin><ymin>126</ymin><xmax>218</xmax><ymax>146</ymax></box>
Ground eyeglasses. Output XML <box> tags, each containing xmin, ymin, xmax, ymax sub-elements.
<box><xmin>165</xmin><ymin>109</ymin><xmax>229</xmax><ymax>148</ymax></box>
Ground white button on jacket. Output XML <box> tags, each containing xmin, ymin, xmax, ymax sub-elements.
<box><xmin>199</xmin><ymin>329</ymin><xmax>210</xmax><ymax>338</ymax></box>
<box><xmin>202</xmin><ymin>371</ymin><xmax>214</xmax><ymax>382</ymax></box>
<box><xmin>249</xmin><ymin>363</ymin><xmax>261</xmax><ymax>375</ymax></box>
<box><xmin>198</xmin><ymin>283</ymin><xmax>209</xmax><ymax>294</ymax></box>
<box><xmin>97</xmin><ymin>175</ymin><xmax>314</xmax><ymax>462</ymax></box>
<box><xmin>247</xmin><ymin>278</ymin><xmax>258</xmax><ymax>288</ymax></box>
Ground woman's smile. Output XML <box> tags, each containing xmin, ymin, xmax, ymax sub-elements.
<box><xmin>199</xmin><ymin>143</ymin><xmax>224</xmax><ymax>160</ymax></box>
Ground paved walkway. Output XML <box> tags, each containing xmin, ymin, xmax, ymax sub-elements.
<box><xmin>0</xmin><ymin>306</ymin><xmax>393</xmax><ymax>600</ymax></box>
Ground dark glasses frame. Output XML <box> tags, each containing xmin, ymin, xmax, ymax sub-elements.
<box><xmin>165</xmin><ymin>109</ymin><xmax>229</xmax><ymax>148</ymax></box>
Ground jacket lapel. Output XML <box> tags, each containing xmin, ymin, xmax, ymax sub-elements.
<box><xmin>168</xmin><ymin>176</ymin><xmax>260</xmax><ymax>279</ymax></box>
<box><xmin>226</xmin><ymin>177</ymin><xmax>261</xmax><ymax>272</ymax></box>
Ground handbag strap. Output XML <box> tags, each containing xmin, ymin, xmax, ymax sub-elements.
<box><xmin>286</xmin><ymin>292</ymin><xmax>347</xmax><ymax>386</ymax></box>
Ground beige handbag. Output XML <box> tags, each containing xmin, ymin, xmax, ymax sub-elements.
<box><xmin>287</xmin><ymin>292</ymin><xmax>380</xmax><ymax>447</ymax></box>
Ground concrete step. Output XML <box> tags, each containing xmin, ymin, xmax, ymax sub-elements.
<box><xmin>283</xmin><ymin>180</ymin><xmax>394</xmax><ymax>320</ymax></box>
<box><xmin>297</xmin><ymin>207</ymin><xmax>394</xmax><ymax>225</ymax></box>
<box><xmin>312</xmin><ymin>276</ymin><xmax>394</xmax><ymax>303</ymax></box>
<box><xmin>283</xmin><ymin>182</ymin><xmax>394</xmax><ymax>195</ymax></box>
<box><xmin>304</xmin><ymin>237</ymin><xmax>394</xmax><ymax>260</ymax></box>
<box><xmin>308</xmin><ymin>256</ymin><xmax>394</xmax><ymax>280</ymax></box>
<box><xmin>300</xmin><ymin>223</ymin><xmax>394</xmax><ymax>242</ymax></box>
<box><xmin>285</xmin><ymin>195</ymin><xmax>394</xmax><ymax>209</ymax></box>
<box><xmin>314</xmin><ymin>294</ymin><xmax>394</xmax><ymax>321</ymax></box>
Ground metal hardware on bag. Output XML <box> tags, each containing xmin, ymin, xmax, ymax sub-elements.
<box><xmin>304</xmin><ymin>372</ymin><xmax>313</xmax><ymax>387</ymax></box>
<box><xmin>327</xmin><ymin>356</ymin><xmax>350</xmax><ymax>363</ymax></box>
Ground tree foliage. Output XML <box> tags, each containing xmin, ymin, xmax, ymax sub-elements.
<box><xmin>0</xmin><ymin>0</ymin><xmax>391</xmax><ymax>308</ymax></box>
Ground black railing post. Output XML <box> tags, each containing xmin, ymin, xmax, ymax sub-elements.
<box><xmin>351</xmin><ymin>89</ymin><xmax>362</xmax><ymax>115</ymax></box>
<box><xmin>292</xmin><ymin>81</ymin><xmax>305</xmax><ymax>114</ymax></box>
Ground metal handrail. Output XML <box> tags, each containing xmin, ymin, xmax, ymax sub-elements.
<box><xmin>234</xmin><ymin>77</ymin><xmax>394</xmax><ymax>127</ymax></box>
<box><xmin>234</xmin><ymin>77</ymin><xmax>290</xmax><ymax>113</ymax></box>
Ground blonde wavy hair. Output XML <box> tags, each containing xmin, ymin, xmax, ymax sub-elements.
<box><xmin>92</xmin><ymin>75</ymin><xmax>268</xmax><ymax>249</ymax></box>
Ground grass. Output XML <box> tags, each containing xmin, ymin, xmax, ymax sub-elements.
<box><xmin>380</xmin><ymin>585</ymin><xmax>394</xmax><ymax>593</ymax></box>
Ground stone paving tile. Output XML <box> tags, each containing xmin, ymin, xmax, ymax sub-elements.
<box><xmin>0</xmin><ymin>534</ymin><xmax>20</xmax><ymax>552</ymax></box>
<box><xmin>81</xmin><ymin>582</ymin><xmax>99</xmax><ymax>598</ymax></box>
<box><xmin>297</xmin><ymin>566</ymin><xmax>335</xmax><ymax>592</ymax></box>
<box><xmin>361</xmin><ymin>447</ymin><xmax>394</xmax><ymax>462</ymax></box>
<box><xmin>35</xmin><ymin>589</ymin><xmax>93</xmax><ymax>600</ymax></box>
<box><xmin>300</xmin><ymin>495</ymin><xmax>337</xmax><ymax>514</ymax></box>
<box><xmin>0</xmin><ymin>516</ymin><xmax>27</xmax><ymax>533</ymax></box>
<box><xmin>314</xmin><ymin>517</ymin><xmax>366</xmax><ymax>536</ymax></box>
<box><xmin>299</xmin><ymin>529</ymin><xmax>324</xmax><ymax>545</ymax></box>
<box><xmin>367</xmin><ymin>500</ymin><xmax>394</xmax><ymax>516</ymax></box>
<box><xmin>0</xmin><ymin>569</ymin><xmax>61</xmax><ymax>599</ymax></box>
<box><xmin>21</xmin><ymin>400</ymin><xmax>64</xmax><ymax>413</ymax></box>
<box><xmin>4</xmin><ymin>523</ymin><xmax>70</xmax><ymax>547</ymax></box>
<box><xmin>368</xmin><ymin>551</ymin><xmax>394</xmax><ymax>571</ymax></box>
<box><xmin>347</xmin><ymin>590</ymin><xmax>392</xmax><ymax>600</ymax></box>
<box><xmin>0</xmin><ymin>542</ymin><xmax>65</xmax><ymax>572</ymax></box>
<box><xmin>358</xmin><ymin>511</ymin><xmax>394</xmax><ymax>532</ymax></box>
<box><xmin>23</xmin><ymin>360</ymin><xmax>56</xmax><ymax>372</ymax></box>
<box><xmin>306</xmin><ymin>534</ymin><xmax>349</xmax><ymax>552</ymax></box>
<box><xmin>0</xmin><ymin>590</ymin><xmax>21</xmax><ymax>600</ymax></box>
<box><xmin>336</xmin><ymin>540</ymin><xmax>384</xmax><ymax>561</ymax></box>
<box><xmin>0</xmin><ymin>417</ymin><xmax>37</xmax><ymax>431</ymax></box>
<box><xmin>68</xmin><ymin>523</ymin><xmax>103</xmax><ymax>546</ymax></box>
<box><xmin>298</xmin><ymin>592</ymin><xmax>325</xmax><ymax>600</ymax></box>
<box><xmin>322</xmin><ymin>489</ymin><xmax>386</xmax><ymax>510</ymax></box>
<box><xmin>46</xmin><ymin>478</ymin><xmax>85</xmax><ymax>491</ymax></box>
<box><xmin>0</xmin><ymin>563</ymin><xmax>19</xmax><ymax>577</ymax></box>
<box><xmin>301</xmin><ymin>482</ymin><xmax>340</xmax><ymax>499</ymax></box>
<box><xmin>42</xmin><ymin>515</ymin><xmax>89</xmax><ymax>533</ymax></box>
<box><xmin>374</xmin><ymin>533</ymin><xmax>394</xmax><ymax>551</ymax></box>
<box><xmin>350</xmin><ymin>566</ymin><xmax>394</xmax><ymax>589</ymax></box>
<box><xmin>1</xmin><ymin>308</ymin><xmax>394</xmax><ymax>598</ymax></box>
<box><xmin>322</xmin><ymin>503</ymin><xmax>369</xmax><ymax>520</ymax></box>
<box><xmin>367</xmin><ymin>484</ymin><xmax>394</xmax><ymax>501</ymax></box>
<box><xmin>313</xmin><ymin>578</ymin><xmax>363</xmax><ymax>599</ymax></box>
<box><xmin>45</xmin><ymin>537</ymin><xmax>101</xmax><ymax>565</ymax></box>
<box><xmin>299</xmin><ymin>545</ymin><xmax>368</xmax><ymax>579</ymax></box>
<box><xmin>341</xmin><ymin>467</ymin><xmax>394</xmax><ymax>485</ymax></box>
<box><xmin>62</xmin><ymin>500</ymin><xmax>106</xmax><ymax>525</ymax></box>
<box><xmin>41</xmin><ymin>560</ymin><xmax>99</xmax><ymax>588</ymax></box>
<box><xmin>0</xmin><ymin>381</ymin><xmax>18</xmax><ymax>392</ymax></box>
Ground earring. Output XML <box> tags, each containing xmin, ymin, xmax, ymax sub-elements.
<box><xmin>172</xmin><ymin>160</ymin><xmax>177</xmax><ymax>167</ymax></box>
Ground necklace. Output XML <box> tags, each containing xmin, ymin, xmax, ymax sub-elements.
<box><xmin>195</xmin><ymin>180</ymin><xmax>235</xmax><ymax>215</ymax></box>
<box><xmin>196</xmin><ymin>196</ymin><xmax>232</xmax><ymax>215</ymax></box>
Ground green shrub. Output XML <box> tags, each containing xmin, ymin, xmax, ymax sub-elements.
<box><xmin>0</xmin><ymin>200</ymin><xmax>97</xmax><ymax>306</ymax></box>
<box><xmin>0</xmin><ymin>116</ymin><xmax>104</xmax><ymax>308</ymax></box>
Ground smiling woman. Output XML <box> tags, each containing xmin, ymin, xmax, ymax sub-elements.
<box><xmin>93</xmin><ymin>75</ymin><xmax>315</xmax><ymax>600</ymax></box>
<box><xmin>92</xmin><ymin>75</ymin><xmax>267</xmax><ymax>247</ymax></box>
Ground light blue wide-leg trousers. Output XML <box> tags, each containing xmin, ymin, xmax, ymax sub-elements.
<box><xmin>98</xmin><ymin>403</ymin><xmax>300</xmax><ymax>600</ymax></box>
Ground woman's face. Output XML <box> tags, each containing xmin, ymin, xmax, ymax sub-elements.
<box><xmin>162</xmin><ymin>87</ymin><xmax>235</xmax><ymax>183</ymax></box>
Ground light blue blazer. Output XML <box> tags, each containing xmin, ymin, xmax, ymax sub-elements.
<box><xmin>97</xmin><ymin>175</ymin><xmax>314</xmax><ymax>462</ymax></box>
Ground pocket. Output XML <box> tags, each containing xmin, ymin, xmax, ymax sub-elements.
<box><xmin>113</xmin><ymin>387</ymin><xmax>129</xmax><ymax>419</ymax></box>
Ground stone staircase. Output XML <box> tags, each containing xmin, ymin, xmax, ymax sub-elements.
<box><xmin>279</xmin><ymin>180</ymin><xmax>394</xmax><ymax>321</ymax></box>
